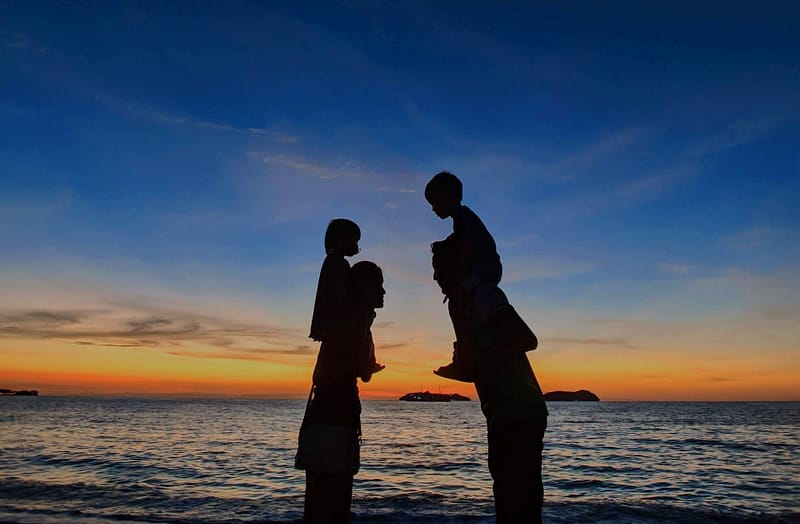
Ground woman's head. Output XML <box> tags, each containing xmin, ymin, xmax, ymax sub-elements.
<box><xmin>349</xmin><ymin>261</ymin><xmax>385</xmax><ymax>309</ymax></box>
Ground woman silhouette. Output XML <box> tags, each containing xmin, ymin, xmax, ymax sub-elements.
<box><xmin>297</xmin><ymin>261</ymin><xmax>386</xmax><ymax>523</ymax></box>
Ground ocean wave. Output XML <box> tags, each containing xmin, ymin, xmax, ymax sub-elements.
<box><xmin>2</xmin><ymin>499</ymin><xmax>797</xmax><ymax>524</ymax></box>
<box><xmin>2</xmin><ymin>399</ymin><xmax>798</xmax><ymax>524</ymax></box>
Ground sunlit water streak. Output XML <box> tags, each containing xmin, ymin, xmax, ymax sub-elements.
<box><xmin>1</xmin><ymin>398</ymin><xmax>798</xmax><ymax>523</ymax></box>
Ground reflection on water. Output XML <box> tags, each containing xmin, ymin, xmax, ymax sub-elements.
<box><xmin>1</xmin><ymin>398</ymin><xmax>798</xmax><ymax>523</ymax></box>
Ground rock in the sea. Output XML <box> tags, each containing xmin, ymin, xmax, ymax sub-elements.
<box><xmin>543</xmin><ymin>390</ymin><xmax>599</xmax><ymax>401</ymax></box>
<box><xmin>399</xmin><ymin>391</ymin><xmax>471</xmax><ymax>402</ymax></box>
<box><xmin>14</xmin><ymin>390</ymin><xmax>39</xmax><ymax>396</ymax></box>
<box><xmin>1</xmin><ymin>389</ymin><xmax>39</xmax><ymax>396</ymax></box>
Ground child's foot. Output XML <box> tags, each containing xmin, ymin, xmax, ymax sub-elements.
<box><xmin>433</xmin><ymin>361</ymin><xmax>474</xmax><ymax>383</ymax></box>
<box><xmin>433</xmin><ymin>343</ymin><xmax>475</xmax><ymax>382</ymax></box>
<box><xmin>360</xmin><ymin>363</ymin><xmax>385</xmax><ymax>383</ymax></box>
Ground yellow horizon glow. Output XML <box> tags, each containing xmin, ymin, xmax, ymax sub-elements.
<box><xmin>3</xmin><ymin>338</ymin><xmax>798</xmax><ymax>401</ymax></box>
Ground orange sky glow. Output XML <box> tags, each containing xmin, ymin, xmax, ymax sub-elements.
<box><xmin>3</xmin><ymin>336</ymin><xmax>797</xmax><ymax>401</ymax></box>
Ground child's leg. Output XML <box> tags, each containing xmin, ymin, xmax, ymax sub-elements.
<box><xmin>433</xmin><ymin>295</ymin><xmax>477</xmax><ymax>382</ymax></box>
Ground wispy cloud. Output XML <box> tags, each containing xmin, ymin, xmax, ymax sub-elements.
<box><xmin>0</xmin><ymin>190</ymin><xmax>76</xmax><ymax>223</ymax></box>
<box><xmin>78</xmin><ymin>90</ymin><xmax>299</xmax><ymax>143</ymax></box>
<box><xmin>4</xmin><ymin>33</ymin><xmax>29</xmax><ymax>49</ymax></box>
<box><xmin>503</xmin><ymin>255</ymin><xmax>595</xmax><ymax>282</ymax></box>
<box><xmin>459</xmin><ymin>126</ymin><xmax>648</xmax><ymax>185</ymax></box>
<box><xmin>660</xmin><ymin>263</ymin><xmax>692</xmax><ymax>276</ymax></box>
<box><xmin>706</xmin><ymin>376</ymin><xmax>741</xmax><ymax>383</ymax></box>
<box><xmin>543</xmin><ymin>127</ymin><xmax>647</xmax><ymax>182</ymax></box>
<box><xmin>259</xmin><ymin>154</ymin><xmax>370</xmax><ymax>180</ymax></box>
<box><xmin>378</xmin><ymin>186</ymin><xmax>417</xmax><ymax>194</ymax></box>
<box><xmin>613</xmin><ymin>166</ymin><xmax>695</xmax><ymax>200</ymax></box>
<box><xmin>685</xmin><ymin>115</ymin><xmax>797</xmax><ymax>158</ymax></box>
<box><xmin>723</xmin><ymin>226</ymin><xmax>775</xmax><ymax>251</ymax></box>
<box><xmin>136</xmin><ymin>106</ymin><xmax>299</xmax><ymax>142</ymax></box>
<box><xmin>545</xmin><ymin>336</ymin><xmax>639</xmax><ymax>350</ymax></box>
<box><xmin>3</xmin><ymin>32</ymin><xmax>45</xmax><ymax>53</ymax></box>
<box><xmin>0</xmin><ymin>303</ymin><xmax>310</xmax><ymax>363</ymax></box>
<box><xmin>534</xmin><ymin>163</ymin><xmax>698</xmax><ymax>222</ymax></box>
<box><xmin>496</xmin><ymin>234</ymin><xmax>537</xmax><ymax>248</ymax></box>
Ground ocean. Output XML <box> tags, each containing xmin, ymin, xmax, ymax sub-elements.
<box><xmin>0</xmin><ymin>398</ymin><xmax>798</xmax><ymax>523</ymax></box>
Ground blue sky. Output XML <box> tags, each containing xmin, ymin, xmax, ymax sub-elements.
<box><xmin>1</xmin><ymin>1</ymin><xmax>798</xmax><ymax>398</ymax></box>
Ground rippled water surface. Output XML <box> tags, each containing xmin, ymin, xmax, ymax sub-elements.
<box><xmin>1</xmin><ymin>398</ymin><xmax>798</xmax><ymax>523</ymax></box>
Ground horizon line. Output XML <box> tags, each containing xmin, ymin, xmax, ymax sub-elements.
<box><xmin>3</xmin><ymin>394</ymin><xmax>799</xmax><ymax>403</ymax></box>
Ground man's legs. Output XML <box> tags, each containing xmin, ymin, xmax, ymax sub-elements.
<box><xmin>488</xmin><ymin>418</ymin><xmax>547</xmax><ymax>524</ymax></box>
<box><xmin>303</xmin><ymin>470</ymin><xmax>354</xmax><ymax>523</ymax></box>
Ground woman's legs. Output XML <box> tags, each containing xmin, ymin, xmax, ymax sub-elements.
<box><xmin>302</xmin><ymin>380</ymin><xmax>360</xmax><ymax>523</ymax></box>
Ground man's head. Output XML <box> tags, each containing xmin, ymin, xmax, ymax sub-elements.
<box><xmin>325</xmin><ymin>218</ymin><xmax>361</xmax><ymax>256</ymax></box>
<box><xmin>431</xmin><ymin>234</ymin><xmax>459</xmax><ymax>296</ymax></box>
<box><xmin>350</xmin><ymin>261</ymin><xmax>385</xmax><ymax>309</ymax></box>
<box><xmin>424</xmin><ymin>171</ymin><xmax>462</xmax><ymax>219</ymax></box>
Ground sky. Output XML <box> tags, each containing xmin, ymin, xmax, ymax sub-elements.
<box><xmin>1</xmin><ymin>1</ymin><xmax>798</xmax><ymax>400</ymax></box>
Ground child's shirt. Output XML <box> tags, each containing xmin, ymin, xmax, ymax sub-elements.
<box><xmin>453</xmin><ymin>205</ymin><xmax>502</xmax><ymax>292</ymax></box>
<box><xmin>309</xmin><ymin>254</ymin><xmax>350</xmax><ymax>342</ymax></box>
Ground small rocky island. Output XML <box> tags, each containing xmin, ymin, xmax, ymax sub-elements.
<box><xmin>544</xmin><ymin>390</ymin><xmax>599</xmax><ymax>402</ymax></box>
<box><xmin>0</xmin><ymin>389</ymin><xmax>39</xmax><ymax>396</ymax></box>
<box><xmin>399</xmin><ymin>391</ymin><xmax>471</xmax><ymax>402</ymax></box>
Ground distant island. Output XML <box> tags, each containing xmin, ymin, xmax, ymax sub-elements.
<box><xmin>544</xmin><ymin>390</ymin><xmax>599</xmax><ymax>402</ymax></box>
<box><xmin>399</xmin><ymin>391</ymin><xmax>471</xmax><ymax>402</ymax></box>
<box><xmin>0</xmin><ymin>389</ymin><xmax>39</xmax><ymax>396</ymax></box>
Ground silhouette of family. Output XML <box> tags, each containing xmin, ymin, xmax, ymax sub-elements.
<box><xmin>296</xmin><ymin>172</ymin><xmax>548</xmax><ymax>524</ymax></box>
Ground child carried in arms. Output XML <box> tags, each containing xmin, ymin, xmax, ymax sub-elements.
<box><xmin>310</xmin><ymin>218</ymin><xmax>384</xmax><ymax>382</ymax></box>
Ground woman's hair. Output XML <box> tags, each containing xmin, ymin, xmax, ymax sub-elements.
<box><xmin>324</xmin><ymin>218</ymin><xmax>361</xmax><ymax>254</ymax></box>
<box><xmin>349</xmin><ymin>261</ymin><xmax>382</xmax><ymax>303</ymax></box>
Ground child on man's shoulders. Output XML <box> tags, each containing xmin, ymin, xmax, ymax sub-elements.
<box><xmin>425</xmin><ymin>172</ymin><xmax>536</xmax><ymax>382</ymax></box>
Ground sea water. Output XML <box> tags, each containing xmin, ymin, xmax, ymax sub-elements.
<box><xmin>1</xmin><ymin>398</ymin><xmax>798</xmax><ymax>523</ymax></box>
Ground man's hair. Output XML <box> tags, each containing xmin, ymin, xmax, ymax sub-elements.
<box><xmin>349</xmin><ymin>261</ymin><xmax>382</xmax><ymax>303</ymax></box>
<box><xmin>324</xmin><ymin>218</ymin><xmax>361</xmax><ymax>254</ymax></box>
<box><xmin>424</xmin><ymin>171</ymin><xmax>463</xmax><ymax>202</ymax></box>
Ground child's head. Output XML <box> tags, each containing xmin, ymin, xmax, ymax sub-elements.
<box><xmin>349</xmin><ymin>261</ymin><xmax>385</xmax><ymax>309</ymax></box>
<box><xmin>431</xmin><ymin>233</ymin><xmax>460</xmax><ymax>296</ymax></box>
<box><xmin>325</xmin><ymin>218</ymin><xmax>361</xmax><ymax>256</ymax></box>
<box><xmin>424</xmin><ymin>171</ymin><xmax>462</xmax><ymax>219</ymax></box>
